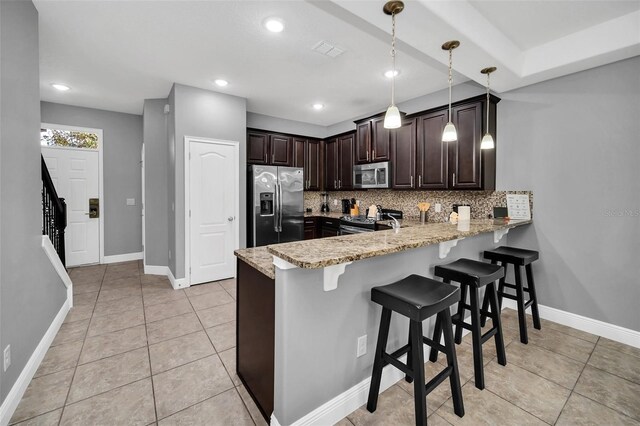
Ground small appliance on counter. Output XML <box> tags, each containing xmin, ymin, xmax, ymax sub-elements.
<box><xmin>341</xmin><ymin>199</ymin><xmax>351</xmax><ymax>214</ymax></box>
<box><xmin>320</xmin><ymin>193</ymin><xmax>330</xmax><ymax>213</ymax></box>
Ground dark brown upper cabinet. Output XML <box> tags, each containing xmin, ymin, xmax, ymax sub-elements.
<box><xmin>294</xmin><ymin>137</ymin><xmax>322</xmax><ymax>191</ymax></box>
<box><xmin>247</xmin><ymin>130</ymin><xmax>292</xmax><ymax>166</ymax></box>
<box><xmin>247</xmin><ymin>131</ymin><xmax>269</xmax><ymax>165</ymax></box>
<box><xmin>390</xmin><ymin>118</ymin><xmax>416</xmax><ymax>189</ymax></box>
<box><xmin>324</xmin><ymin>132</ymin><xmax>354</xmax><ymax>190</ymax></box>
<box><xmin>412</xmin><ymin>94</ymin><xmax>499</xmax><ymax>190</ymax></box>
<box><xmin>355</xmin><ymin>114</ymin><xmax>390</xmax><ymax>164</ymax></box>
<box><xmin>449</xmin><ymin>102</ymin><xmax>482</xmax><ymax>189</ymax></box>
<box><xmin>416</xmin><ymin>110</ymin><xmax>448</xmax><ymax>189</ymax></box>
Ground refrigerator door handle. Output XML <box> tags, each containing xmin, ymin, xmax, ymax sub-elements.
<box><xmin>278</xmin><ymin>182</ymin><xmax>284</xmax><ymax>232</ymax></box>
<box><xmin>273</xmin><ymin>183</ymin><xmax>279</xmax><ymax>232</ymax></box>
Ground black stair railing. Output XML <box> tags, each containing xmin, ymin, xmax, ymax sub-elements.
<box><xmin>41</xmin><ymin>155</ymin><xmax>67</xmax><ymax>267</ymax></box>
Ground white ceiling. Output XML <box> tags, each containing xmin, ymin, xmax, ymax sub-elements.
<box><xmin>36</xmin><ymin>0</ymin><xmax>640</xmax><ymax>126</ymax></box>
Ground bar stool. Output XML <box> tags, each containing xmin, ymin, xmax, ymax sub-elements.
<box><xmin>482</xmin><ymin>246</ymin><xmax>541</xmax><ymax>344</ymax></box>
<box><xmin>429</xmin><ymin>259</ymin><xmax>506</xmax><ymax>390</ymax></box>
<box><xmin>367</xmin><ymin>275</ymin><xmax>464</xmax><ymax>425</ymax></box>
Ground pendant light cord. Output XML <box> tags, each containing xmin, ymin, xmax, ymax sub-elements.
<box><xmin>390</xmin><ymin>12</ymin><xmax>397</xmax><ymax>106</ymax></box>
<box><xmin>448</xmin><ymin>47</ymin><xmax>453</xmax><ymax>121</ymax></box>
<box><xmin>486</xmin><ymin>72</ymin><xmax>490</xmax><ymax>131</ymax></box>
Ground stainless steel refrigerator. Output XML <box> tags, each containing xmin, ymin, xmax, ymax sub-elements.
<box><xmin>248</xmin><ymin>165</ymin><xmax>304</xmax><ymax>247</ymax></box>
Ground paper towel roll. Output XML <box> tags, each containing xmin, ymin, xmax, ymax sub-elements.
<box><xmin>458</xmin><ymin>206</ymin><xmax>470</xmax><ymax>221</ymax></box>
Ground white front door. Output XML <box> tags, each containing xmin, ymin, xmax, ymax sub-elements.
<box><xmin>188</xmin><ymin>140</ymin><xmax>238</xmax><ymax>285</ymax></box>
<box><xmin>42</xmin><ymin>147</ymin><xmax>100</xmax><ymax>266</ymax></box>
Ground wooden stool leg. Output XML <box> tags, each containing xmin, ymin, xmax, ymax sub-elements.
<box><xmin>454</xmin><ymin>282</ymin><xmax>467</xmax><ymax>345</ymax></box>
<box><xmin>480</xmin><ymin>260</ymin><xmax>498</xmax><ymax>327</ymax></box>
<box><xmin>367</xmin><ymin>308</ymin><xmax>392</xmax><ymax>412</ymax></box>
<box><xmin>469</xmin><ymin>286</ymin><xmax>485</xmax><ymax>389</ymax></box>
<box><xmin>428</xmin><ymin>312</ymin><xmax>442</xmax><ymax>363</ymax></box>
<box><xmin>441</xmin><ymin>310</ymin><xmax>464</xmax><ymax>418</ymax></box>
<box><xmin>514</xmin><ymin>265</ymin><xmax>529</xmax><ymax>344</ymax></box>
<box><xmin>488</xmin><ymin>282</ymin><xmax>507</xmax><ymax>366</ymax></box>
<box><xmin>406</xmin><ymin>327</ymin><xmax>413</xmax><ymax>383</ymax></box>
<box><xmin>497</xmin><ymin>262</ymin><xmax>506</xmax><ymax>310</ymax></box>
<box><xmin>410</xmin><ymin>320</ymin><xmax>427</xmax><ymax>426</ymax></box>
<box><xmin>526</xmin><ymin>264</ymin><xmax>542</xmax><ymax>330</ymax></box>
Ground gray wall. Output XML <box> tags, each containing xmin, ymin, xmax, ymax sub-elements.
<box><xmin>170</xmin><ymin>84</ymin><xmax>247</xmax><ymax>279</ymax></box>
<box><xmin>142</xmin><ymin>99</ymin><xmax>169</xmax><ymax>267</ymax></box>
<box><xmin>497</xmin><ymin>56</ymin><xmax>640</xmax><ymax>331</ymax></box>
<box><xmin>247</xmin><ymin>112</ymin><xmax>327</xmax><ymax>139</ymax></box>
<box><xmin>41</xmin><ymin>102</ymin><xmax>144</xmax><ymax>257</ymax></box>
<box><xmin>167</xmin><ymin>87</ymin><xmax>177</xmax><ymax>274</ymax></box>
<box><xmin>0</xmin><ymin>0</ymin><xmax>66</xmax><ymax>403</ymax></box>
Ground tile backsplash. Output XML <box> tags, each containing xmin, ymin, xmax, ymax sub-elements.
<box><xmin>304</xmin><ymin>190</ymin><xmax>533</xmax><ymax>222</ymax></box>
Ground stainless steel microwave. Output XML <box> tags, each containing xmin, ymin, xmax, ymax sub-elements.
<box><xmin>353</xmin><ymin>161</ymin><xmax>391</xmax><ymax>189</ymax></box>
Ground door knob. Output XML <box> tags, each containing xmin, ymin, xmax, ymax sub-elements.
<box><xmin>228</xmin><ymin>216</ymin><xmax>234</xmax><ymax>222</ymax></box>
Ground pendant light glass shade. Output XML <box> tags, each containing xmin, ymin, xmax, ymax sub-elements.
<box><xmin>442</xmin><ymin>122</ymin><xmax>458</xmax><ymax>142</ymax></box>
<box><xmin>480</xmin><ymin>133</ymin><xmax>495</xmax><ymax>149</ymax></box>
<box><xmin>383</xmin><ymin>1</ymin><xmax>404</xmax><ymax>129</ymax></box>
<box><xmin>442</xmin><ymin>40</ymin><xmax>460</xmax><ymax>142</ymax></box>
<box><xmin>480</xmin><ymin>66</ymin><xmax>497</xmax><ymax>150</ymax></box>
<box><xmin>384</xmin><ymin>105</ymin><xmax>401</xmax><ymax>129</ymax></box>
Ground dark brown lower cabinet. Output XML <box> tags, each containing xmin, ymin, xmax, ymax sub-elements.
<box><xmin>237</xmin><ymin>260</ymin><xmax>274</xmax><ymax>422</ymax></box>
<box><xmin>320</xmin><ymin>217</ymin><xmax>340</xmax><ymax>237</ymax></box>
<box><xmin>304</xmin><ymin>217</ymin><xmax>318</xmax><ymax>239</ymax></box>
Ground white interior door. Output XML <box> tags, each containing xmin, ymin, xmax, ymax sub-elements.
<box><xmin>42</xmin><ymin>147</ymin><xmax>100</xmax><ymax>266</ymax></box>
<box><xmin>189</xmin><ymin>140</ymin><xmax>238</xmax><ymax>285</ymax></box>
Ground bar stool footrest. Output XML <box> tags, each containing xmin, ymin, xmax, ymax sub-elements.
<box><xmin>383</xmin><ymin>353</ymin><xmax>412</xmax><ymax>377</ymax></box>
<box><xmin>425</xmin><ymin>366</ymin><xmax>453</xmax><ymax>395</ymax></box>
<box><xmin>501</xmin><ymin>282</ymin><xmax>531</xmax><ymax>293</ymax></box>
<box><xmin>480</xmin><ymin>327</ymin><xmax>498</xmax><ymax>344</ymax></box>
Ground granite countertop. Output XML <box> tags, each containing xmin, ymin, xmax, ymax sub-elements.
<box><xmin>266</xmin><ymin>219</ymin><xmax>532</xmax><ymax>269</ymax></box>
<box><xmin>304</xmin><ymin>212</ymin><xmax>344</xmax><ymax>219</ymax></box>
<box><xmin>234</xmin><ymin>246</ymin><xmax>275</xmax><ymax>279</ymax></box>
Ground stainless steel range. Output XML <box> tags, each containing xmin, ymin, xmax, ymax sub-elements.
<box><xmin>339</xmin><ymin>216</ymin><xmax>377</xmax><ymax>235</ymax></box>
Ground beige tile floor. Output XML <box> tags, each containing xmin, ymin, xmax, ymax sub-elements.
<box><xmin>10</xmin><ymin>260</ymin><xmax>640</xmax><ymax>425</ymax></box>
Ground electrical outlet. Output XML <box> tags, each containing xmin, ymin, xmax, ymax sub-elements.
<box><xmin>168</xmin><ymin>250</ymin><xmax>172</xmax><ymax>260</ymax></box>
<box><xmin>333</xmin><ymin>199</ymin><xmax>338</xmax><ymax>206</ymax></box>
<box><xmin>4</xmin><ymin>345</ymin><xmax>11</xmax><ymax>372</ymax></box>
<box><xmin>357</xmin><ymin>335</ymin><xmax>367</xmax><ymax>358</ymax></box>
<box><xmin>126</xmin><ymin>198</ymin><xmax>135</xmax><ymax>206</ymax></box>
<box><xmin>435</xmin><ymin>203</ymin><xmax>442</xmax><ymax>213</ymax></box>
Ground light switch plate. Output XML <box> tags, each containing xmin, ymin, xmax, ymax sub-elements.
<box><xmin>126</xmin><ymin>198</ymin><xmax>135</xmax><ymax>206</ymax></box>
<box><xmin>357</xmin><ymin>335</ymin><xmax>367</xmax><ymax>357</ymax></box>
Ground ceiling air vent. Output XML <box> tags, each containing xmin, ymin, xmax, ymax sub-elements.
<box><xmin>311</xmin><ymin>40</ymin><xmax>345</xmax><ymax>58</ymax></box>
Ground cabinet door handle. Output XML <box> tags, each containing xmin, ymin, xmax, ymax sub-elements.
<box><xmin>272</xmin><ymin>153</ymin><xmax>275</xmax><ymax>163</ymax></box>
<box><xmin>410</xmin><ymin>175</ymin><xmax>413</xmax><ymax>187</ymax></box>
<box><xmin>452</xmin><ymin>173</ymin><xmax>456</xmax><ymax>187</ymax></box>
<box><xmin>418</xmin><ymin>175</ymin><xmax>422</xmax><ymax>187</ymax></box>
<box><xmin>334</xmin><ymin>180</ymin><xmax>337</xmax><ymax>189</ymax></box>
<box><xmin>366</xmin><ymin>150</ymin><xmax>369</xmax><ymax>161</ymax></box>
<box><xmin>372</xmin><ymin>149</ymin><xmax>375</xmax><ymax>159</ymax></box>
<box><xmin>338</xmin><ymin>180</ymin><xmax>342</xmax><ymax>189</ymax></box>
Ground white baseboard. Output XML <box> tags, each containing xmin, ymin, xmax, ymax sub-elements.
<box><xmin>102</xmin><ymin>251</ymin><xmax>143</xmax><ymax>264</ymax></box>
<box><xmin>501</xmin><ymin>299</ymin><xmax>640</xmax><ymax>349</ymax></box>
<box><xmin>143</xmin><ymin>264</ymin><xmax>169</xmax><ymax>276</ymax></box>
<box><xmin>41</xmin><ymin>236</ymin><xmax>73</xmax><ymax>307</ymax></box>
<box><xmin>0</xmin><ymin>298</ymin><xmax>70</xmax><ymax>426</ymax></box>
<box><xmin>168</xmin><ymin>268</ymin><xmax>189</xmax><ymax>290</ymax></box>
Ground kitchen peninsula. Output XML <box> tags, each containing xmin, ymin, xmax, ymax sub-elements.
<box><xmin>234</xmin><ymin>218</ymin><xmax>531</xmax><ymax>425</ymax></box>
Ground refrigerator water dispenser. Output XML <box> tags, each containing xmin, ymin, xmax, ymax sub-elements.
<box><xmin>259</xmin><ymin>193</ymin><xmax>274</xmax><ymax>216</ymax></box>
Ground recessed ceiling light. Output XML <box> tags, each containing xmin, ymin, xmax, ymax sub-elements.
<box><xmin>312</xmin><ymin>103</ymin><xmax>324</xmax><ymax>110</ymax></box>
<box><xmin>264</xmin><ymin>18</ymin><xmax>284</xmax><ymax>33</ymax></box>
<box><xmin>214</xmin><ymin>79</ymin><xmax>228</xmax><ymax>87</ymax></box>
<box><xmin>51</xmin><ymin>83</ymin><xmax>70</xmax><ymax>91</ymax></box>
<box><xmin>384</xmin><ymin>70</ymin><xmax>400</xmax><ymax>79</ymax></box>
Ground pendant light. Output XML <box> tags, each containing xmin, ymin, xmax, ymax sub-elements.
<box><xmin>383</xmin><ymin>1</ymin><xmax>404</xmax><ymax>129</ymax></box>
<box><xmin>442</xmin><ymin>40</ymin><xmax>460</xmax><ymax>142</ymax></box>
<box><xmin>480</xmin><ymin>66</ymin><xmax>496</xmax><ymax>150</ymax></box>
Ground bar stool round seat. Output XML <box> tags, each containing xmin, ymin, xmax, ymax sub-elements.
<box><xmin>482</xmin><ymin>246</ymin><xmax>541</xmax><ymax>345</ymax></box>
<box><xmin>367</xmin><ymin>275</ymin><xmax>464</xmax><ymax>425</ymax></box>
<box><xmin>430</xmin><ymin>258</ymin><xmax>507</xmax><ymax>390</ymax></box>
